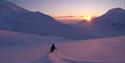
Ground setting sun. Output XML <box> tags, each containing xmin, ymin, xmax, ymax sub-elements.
<box><xmin>83</xmin><ymin>15</ymin><xmax>92</xmax><ymax>21</ymax></box>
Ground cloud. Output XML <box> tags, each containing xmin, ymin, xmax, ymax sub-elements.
<box><xmin>54</xmin><ymin>16</ymin><xmax>76</xmax><ymax>18</ymax></box>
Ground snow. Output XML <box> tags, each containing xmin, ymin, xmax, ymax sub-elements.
<box><xmin>58</xmin><ymin>36</ymin><xmax>125</xmax><ymax>63</ymax></box>
<box><xmin>0</xmin><ymin>30</ymin><xmax>125</xmax><ymax>63</ymax></box>
<box><xmin>0</xmin><ymin>30</ymin><xmax>71</xmax><ymax>47</ymax></box>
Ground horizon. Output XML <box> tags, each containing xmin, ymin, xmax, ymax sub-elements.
<box><xmin>0</xmin><ymin>0</ymin><xmax>125</xmax><ymax>63</ymax></box>
<box><xmin>6</xmin><ymin>0</ymin><xmax>125</xmax><ymax>23</ymax></box>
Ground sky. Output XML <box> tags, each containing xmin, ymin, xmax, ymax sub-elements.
<box><xmin>6</xmin><ymin>0</ymin><xmax>125</xmax><ymax>24</ymax></box>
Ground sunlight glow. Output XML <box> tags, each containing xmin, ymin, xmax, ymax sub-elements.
<box><xmin>83</xmin><ymin>15</ymin><xmax>92</xmax><ymax>21</ymax></box>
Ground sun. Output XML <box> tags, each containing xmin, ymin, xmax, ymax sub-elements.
<box><xmin>83</xmin><ymin>15</ymin><xmax>92</xmax><ymax>21</ymax></box>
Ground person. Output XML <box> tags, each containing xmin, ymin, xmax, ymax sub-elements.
<box><xmin>50</xmin><ymin>44</ymin><xmax>57</xmax><ymax>53</ymax></box>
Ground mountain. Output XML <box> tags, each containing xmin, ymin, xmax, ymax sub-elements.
<box><xmin>93</xmin><ymin>8</ymin><xmax>125</xmax><ymax>24</ymax></box>
<box><xmin>0</xmin><ymin>0</ymin><xmax>94</xmax><ymax>40</ymax></box>
<box><xmin>92</xmin><ymin>8</ymin><xmax>125</xmax><ymax>33</ymax></box>
<box><xmin>74</xmin><ymin>8</ymin><xmax>125</xmax><ymax>37</ymax></box>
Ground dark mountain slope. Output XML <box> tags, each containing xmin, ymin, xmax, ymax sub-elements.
<box><xmin>0</xmin><ymin>0</ymin><xmax>93</xmax><ymax>40</ymax></box>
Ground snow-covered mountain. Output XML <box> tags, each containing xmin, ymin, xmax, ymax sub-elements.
<box><xmin>93</xmin><ymin>8</ymin><xmax>125</xmax><ymax>37</ymax></box>
<box><xmin>0</xmin><ymin>0</ymin><xmax>94</xmax><ymax>40</ymax></box>
<box><xmin>0</xmin><ymin>0</ymin><xmax>30</xmax><ymax>16</ymax></box>
<box><xmin>1</xmin><ymin>0</ymin><xmax>124</xmax><ymax>40</ymax></box>
<box><xmin>0</xmin><ymin>0</ymin><xmax>125</xmax><ymax>63</ymax></box>
<box><xmin>92</xmin><ymin>8</ymin><xmax>125</xmax><ymax>26</ymax></box>
<box><xmin>74</xmin><ymin>8</ymin><xmax>125</xmax><ymax>37</ymax></box>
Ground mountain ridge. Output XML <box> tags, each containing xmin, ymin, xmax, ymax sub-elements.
<box><xmin>0</xmin><ymin>0</ymin><xmax>94</xmax><ymax>40</ymax></box>
<box><xmin>73</xmin><ymin>7</ymin><xmax>125</xmax><ymax>38</ymax></box>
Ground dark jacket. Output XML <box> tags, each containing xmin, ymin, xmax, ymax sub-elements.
<box><xmin>50</xmin><ymin>44</ymin><xmax>56</xmax><ymax>53</ymax></box>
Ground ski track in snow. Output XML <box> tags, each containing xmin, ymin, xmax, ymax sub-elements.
<box><xmin>31</xmin><ymin>50</ymin><xmax>94</xmax><ymax>63</ymax></box>
<box><xmin>51</xmin><ymin>51</ymin><xmax>94</xmax><ymax>63</ymax></box>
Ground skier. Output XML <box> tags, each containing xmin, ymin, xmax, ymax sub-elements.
<box><xmin>50</xmin><ymin>44</ymin><xmax>57</xmax><ymax>53</ymax></box>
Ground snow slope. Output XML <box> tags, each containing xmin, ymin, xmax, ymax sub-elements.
<box><xmin>0</xmin><ymin>30</ymin><xmax>125</xmax><ymax>63</ymax></box>
<box><xmin>0</xmin><ymin>30</ymin><xmax>71</xmax><ymax>47</ymax></box>
<box><xmin>0</xmin><ymin>30</ymin><xmax>71</xmax><ymax>63</ymax></box>
<box><xmin>58</xmin><ymin>36</ymin><xmax>125</xmax><ymax>63</ymax></box>
<box><xmin>32</xmin><ymin>36</ymin><xmax>125</xmax><ymax>63</ymax></box>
